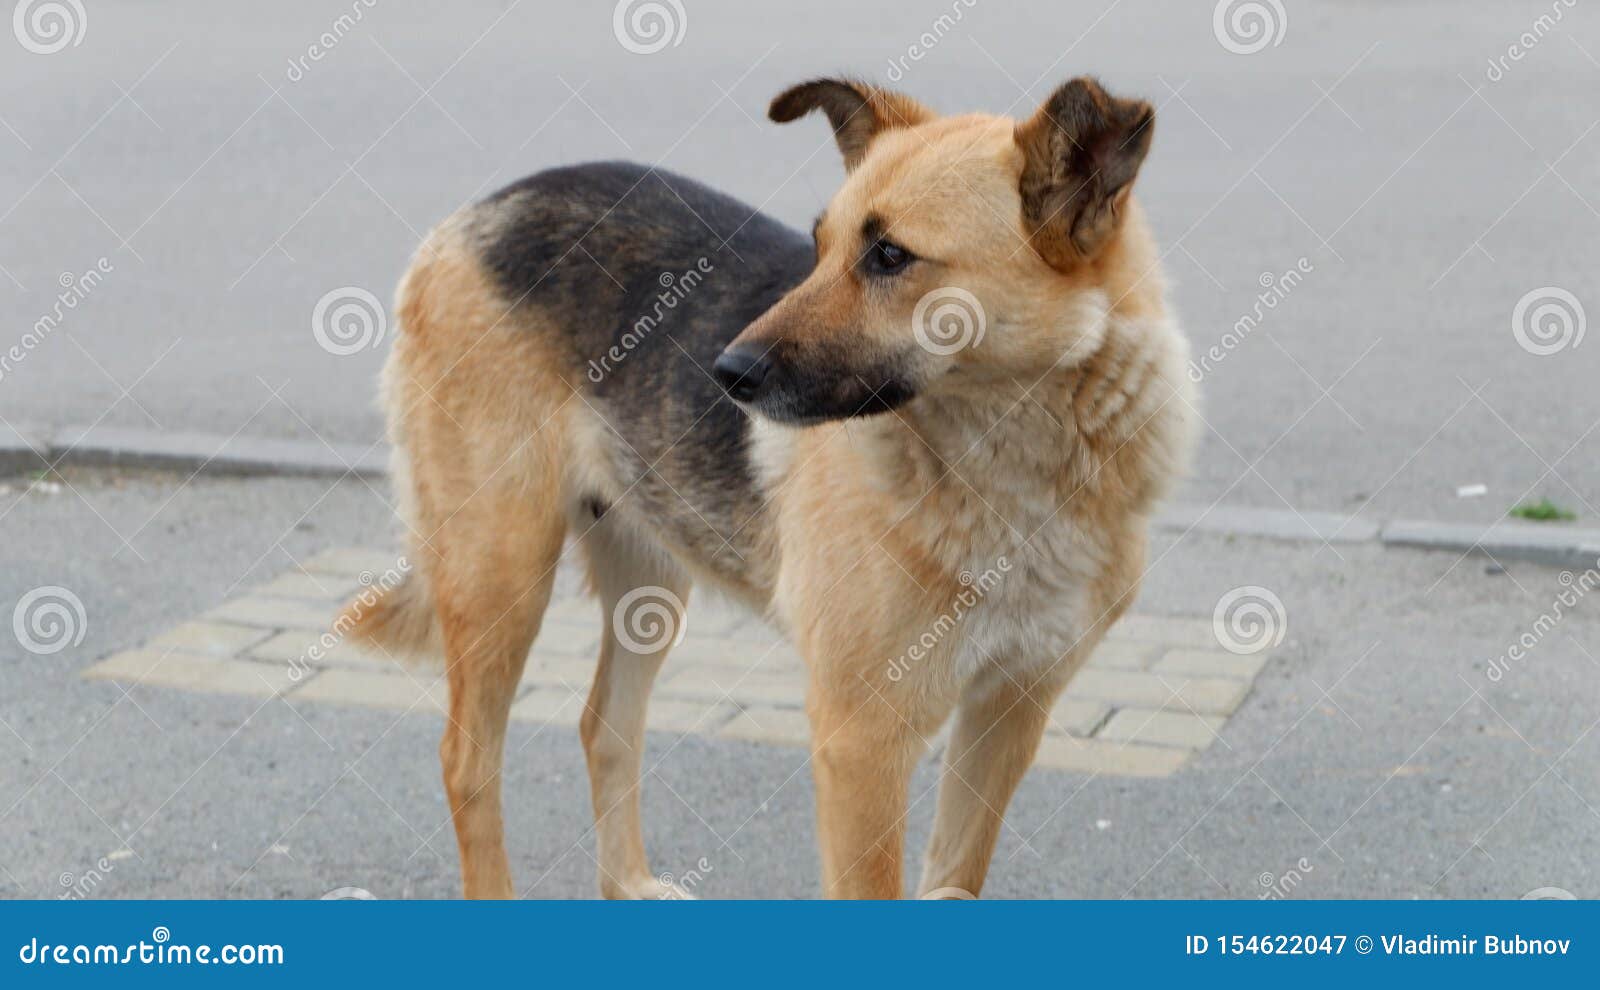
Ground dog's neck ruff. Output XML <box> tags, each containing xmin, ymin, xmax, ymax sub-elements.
<box><xmin>827</xmin><ymin>310</ymin><xmax>1191</xmax><ymax>574</ymax></box>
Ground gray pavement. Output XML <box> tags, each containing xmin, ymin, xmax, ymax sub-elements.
<box><xmin>3</xmin><ymin>469</ymin><xmax>1598</xmax><ymax>898</ymax></box>
<box><xmin>1</xmin><ymin>0</ymin><xmax>1598</xmax><ymax>531</ymax></box>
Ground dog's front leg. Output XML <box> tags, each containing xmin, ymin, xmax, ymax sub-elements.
<box><xmin>805</xmin><ymin>675</ymin><xmax>929</xmax><ymax>898</ymax></box>
<box><xmin>917</xmin><ymin>663</ymin><xmax>1075</xmax><ymax>897</ymax></box>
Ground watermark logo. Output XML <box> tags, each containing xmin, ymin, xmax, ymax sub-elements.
<box><xmin>284</xmin><ymin>0</ymin><xmax>379</xmax><ymax>82</ymax></box>
<box><xmin>1212</xmin><ymin>585</ymin><xmax>1286</xmax><ymax>655</ymax></box>
<box><xmin>612</xmin><ymin>0</ymin><xmax>686</xmax><ymax>55</ymax></box>
<box><xmin>1512</xmin><ymin>286</ymin><xmax>1584</xmax><ymax>356</ymax></box>
<box><xmin>612</xmin><ymin>585</ymin><xmax>687</xmax><ymax>654</ymax></box>
<box><xmin>883</xmin><ymin>0</ymin><xmax>979</xmax><ymax>82</ymax></box>
<box><xmin>656</xmin><ymin>857</ymin><xmax>713</xmax><ymax>899</ymax></box>
<box><xmin>13</xmin><ymin>585</ymin><xmax>86</xmax><ymax>655</ymax></box>
<box><xmin>57</xmin><ymin>855</ymin><xmax>118</xmax><ymax>900</ymax></box>
<box><xmin>296</xmin><ymin>559</ymin><xmax>410</xmax><ymax>681</ymax></box>
<box><xmin>1188</xmin><ymin>257</ymin><xmax>1312</xmax><ymax>383</ymax></box>
<box><xmin>920</xmin><ymin>886</ymin><xmax>977</xmax><ymax>899</ymax></box>
<box><xmin>1212</xmin><ymin>0</ymin><xmax>1287</xmax><ymax>55</ymax></box>
<box><xmin>312</xmin><ymin>286</ymin><xmax>387</xmax><ymax>356</ymax></box>
<box><xmin>912</xmin><ymin>287</ymin><xmax>986</xmax><ymax>356</ymax></box>
<box><xmin>587</xmin><ymin>257</ymin><xmax>713</xmax><ymax>382</ymax></box>
<box><xmin>1</xmin><ymin>257</ymin><xmax>113</xmax><ymax>385</ymax></box>
<box><xmin>1486</xmin><ymin>559</ymin><xmax>1599</xmax><ymax>683</ymax></box>
<box><xmin>13</xmin><ymin>0</ymin><xmax>86</xmax><ymax>55</ymax></box>
<box><xmin>1258</xmin><ymin>857</ymin><xmax>1314</xmax><ymax>899</ymax></box>
<box><xmin>1486</xmin><ymin>0</ymin><xmax>1579</xmax><ymax>82</ymax></box>
<box><xmin>886</xmin><ymin>558</ymin><xmax>1011</xmax><ymax>682</ymax></box>
<box><xmin>320</xmin><ymin>886</ymin><xmax>376</xmax><ymax>899</ymax></box>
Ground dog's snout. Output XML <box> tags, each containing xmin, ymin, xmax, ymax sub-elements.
<box><xmin>713</xmin><ymin>347</ymin><xmax>772</xmax><ymax>401</ymax></box>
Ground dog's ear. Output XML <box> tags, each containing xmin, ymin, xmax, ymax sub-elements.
<box><xmin>769</xmin><ymin>78</ymin><xmax>935</xmax><ymax>171</ymax></box>
<box><xmin>1015</xmin><ymin>77</ymin><xmax>1154</xmax><ymax>269</ymax></box>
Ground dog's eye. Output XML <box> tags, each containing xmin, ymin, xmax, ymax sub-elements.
<box><xmin>865</xmin><ymin>239</ymin><xmax>914</xmax><ymax>275</ymax></box>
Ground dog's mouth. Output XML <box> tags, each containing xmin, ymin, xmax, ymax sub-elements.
<box><xmin>741</xmin><ymin>372</ymin><xmax>918</xmax><ymax>426</ymax></box>
<box><xmin>713</xmin><ymin>339</ymin><xmax>922</xmax><ymax>426</ymax></box>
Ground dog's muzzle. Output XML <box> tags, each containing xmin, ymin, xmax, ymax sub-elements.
<box><xmin>712</xmin><ymin>347</ymin><xmax>773</xmax><ymax>402</ymax></box>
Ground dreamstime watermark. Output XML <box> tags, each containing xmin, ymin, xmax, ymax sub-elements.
<box><xmin>284</xmin><ymin>0</ymin><xmax>378</xmax><ymax>82</ymax></box>
<box><xmin>886</xmin><ymin>557</ymin><xmax>1011</xmax><ymax>682</ymax></box>
<box><xmin>320</xmin><ymin>886</ymin><xmax>375</xmax><ymax>899</ymax></box>
<box><xmin>883</xmin><ymin>0</ymin><xmax>979</xmax><ymax>82</ymax></box>
<box><xmin>1485</xmin><ymin>0</ymin><xmax>1579</xmax><ymax>82</ymax></box>
<box><xmin>0</xmin><ymin>258</ymin><xmax>113</xmax><ymax>385</ymax></box>
<box><xmin>1188</xmin><ymin>257</ymin><xmax>1312</xmax><ymax>383</ymax></box>
<box><xmin>1511</xmin><ymin>286</ymin><xmax>1585</xmax><ymax>356</ymax></box>
<box><xmin>13</xmin><ymin>585</ymin><xmax>87</xmax><ymax>656</ymax></box>
<box><xmin>1522</xmin><ymin>885</ymin><xmax>1576</xmax><ymax>899</ymax></box>
<box><xmin>612</xmin><ymin>585</ymin><xmax>688</xmax><ymax>654</ymax></box>
<box><xmin>586</xmin><ymin>257</ymin><xmax>713</xmax><ymax>382</ymax></box>
<box><xmin>312</xmin><ymin>286</ymin><xmax>387</xmax><ymax>356</ymax></box>
<box><xmin>1212</xmin><ymin>0</ymin><xmax>1287</xmax><ymax>55</ymax></box>
<box><xmin>912</xmin><ymin>287</ymin><xmax>986</xmax><ymax>356</ymax></box>
<box><xmin>920</xmin><ymin>886</ymin><xmax>977</xmax><ymax>899</ymax></box>
<box><xmin>612</xmin><ymin>0</ymin><xmax>685</xmax><ymax>55</ymax></box>
<box><xmin>1485</xmin><ymin>558</ymin><xmax>1599</xmax><ymax>683</ymax></box>
<box><xmin>1257</xmin><ymin>857</ymin><xmax>1314</xmax><ymax>900</ymax></box>
<box><xmin>57</xmin><ymin>855</ymin><xmax>118</xmax><ymax>901</ymax></box>
<box><xmin>291</xmin><ymin>559</ymin><xmax>410</xmax><ymax>681</ymax></box>
<box><xmin>1212</xmin><ymin>585</ymin><xmax>1286</xmax><ymax>655</ymax></box>
<box><xmin>12</xmin><ymin>0</ymin><xmax>86</xmax><ymax>54</ymax></box>
<box><xmin>18</xmin><ymin>927</ymin><xmax>284</xmax><ymax>967</ymax></box>
<box><xmin>657</xmin><ymin>857</ymin><xmax>713</xmax><ymax>899</ymax></box>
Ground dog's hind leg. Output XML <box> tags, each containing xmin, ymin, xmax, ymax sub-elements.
<box><xmin>431</xmin><ymin>477</ymin><xmax>567</xmax><ymax>899</ymax></box>
<box><xmin>379</xmin><ymin>227</ymin><xmax>577</xmax><ymax>898</ymax></box>
<box><xmin>577</xmin><ymin>519</ymin><xmax>693</xmax><ymax>899</ymax></box>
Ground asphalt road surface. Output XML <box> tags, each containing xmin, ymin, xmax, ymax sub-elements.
<box><xmin>3</xmin><ymin>471</ymin><xmax>1599</xmax><ymax>899</ymax></box>
<box><xmin>1</xmin><ymin>0</ymin><xmax>1597</xmax><ymax>527</ymax></box>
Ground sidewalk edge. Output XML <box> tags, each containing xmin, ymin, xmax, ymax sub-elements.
<box><xmin>10</xmin><ymin>426</ymin><xmax>1599</xmax><ymax>569</ymax></box>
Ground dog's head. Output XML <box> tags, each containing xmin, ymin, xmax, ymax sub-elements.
<box><xmin>714</xmin><ymin>76</ymin><xmax>1156</xmax><ymax>425</ymax></box>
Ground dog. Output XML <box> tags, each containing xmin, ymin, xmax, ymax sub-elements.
<box><xmin>338</xmin><ymin>75</ymin><xmax>1195</xmax><ymax>899</ymax></box>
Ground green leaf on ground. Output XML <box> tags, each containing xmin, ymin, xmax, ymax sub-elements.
<box><xmin>1508</xmin><ymin>498</ymin><xmax>1577</xmax><ymax>523</ymax></box>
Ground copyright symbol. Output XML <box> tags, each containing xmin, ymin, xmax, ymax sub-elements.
<box><xmin>1354</xmin><ymin>935</ymin><xmax>1372</xmax><ymax>954</ymax></box>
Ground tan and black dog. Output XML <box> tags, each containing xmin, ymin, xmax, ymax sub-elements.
<box><xmin>339</xmin><ymin>76</ymin><xmax>1195</xmax><ymax>899</ymax></box>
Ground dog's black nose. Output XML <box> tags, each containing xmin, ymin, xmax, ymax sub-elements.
<box><xmin>713</xmin><ymin>348</ymin><xmax>771</xmax><ymax>401</ymax></box>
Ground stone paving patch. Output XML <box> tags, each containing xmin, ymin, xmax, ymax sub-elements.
<box><xmin>80</xmin><ymin>548</ymin><xmax>1276</xmax><ymax>778</ymax></box>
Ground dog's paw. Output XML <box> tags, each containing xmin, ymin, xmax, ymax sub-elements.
<box><xmin>603</xmin><ymin>873</ymin><xmax>698</xmax><ymax>900</ymax></box>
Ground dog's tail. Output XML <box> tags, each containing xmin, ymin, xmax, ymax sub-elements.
<box><xmin>335</xmin><ymin>566</ymin><xmax>442</xmax><ymax>668</ymax></box>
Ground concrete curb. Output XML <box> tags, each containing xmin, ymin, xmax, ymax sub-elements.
<box><xmin>1381</xmin><ymin>519</ymin><xmax>1600</xmax><ymax>571</ymax></box>
<box><xmin>1156</xmin><ymin>501</ymin><xmax>1381</xmax><ymax>544</ymax></box>
<box><xmin>8</xmin><ymin>424</ymin><xmax>387</xmax><ymax>480</ymax></box>
<box><xmin>0</xmin><ymin>423</ymin><xmax>50</xmax><ymax>476</ymax></box>
<box><xmin>1153</xmin><ymin>503</ymin><xmax>1600</xmax><ymax>570</ymax></box>
<box><xmin>8</xmin><ymin>424</ymin><xmax>1599</xmax><ymax>569</ymax></box>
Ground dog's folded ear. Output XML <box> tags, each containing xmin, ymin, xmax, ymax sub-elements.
<box><xmin>769</xmin><ymin>78</ymin><xmax>935</xmax><ymax>171</ymax></box>
<box><xmin>1015</xmin><ymin>77</ymin><xmax>1154</xmax><ymax>269</ymax></box>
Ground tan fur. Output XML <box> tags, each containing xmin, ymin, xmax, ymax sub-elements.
<box><xmin>340</xmin><ymin>77</ymin><xmax>1194</xmax><ymax>899</ymax></box>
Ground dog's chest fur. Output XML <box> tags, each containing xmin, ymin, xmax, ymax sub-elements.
<box><xmin>759</xmin><ymin>314</ymin><xmax>1190</xmax><ymax>684</ymax></box>
<box><xmin>872</xmin><ymin>392</ymin><xmax>1120</xmax><ymax>682</ymax></box>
